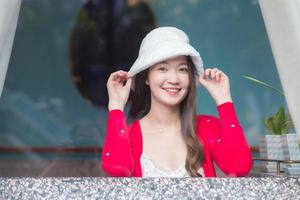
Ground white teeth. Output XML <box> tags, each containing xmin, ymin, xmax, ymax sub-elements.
<box><xmin>164</xmin><ymin>88</ymin><xmax>180</xmax><ymax>92</ymax></box>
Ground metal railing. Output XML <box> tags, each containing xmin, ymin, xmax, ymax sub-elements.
<box><xmin>253</xmin><ymin>157</ymin><xmax>300</xmax><ymax>176</ymax></box>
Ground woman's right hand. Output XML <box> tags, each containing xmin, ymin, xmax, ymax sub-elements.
<box><xmin>107</xmin><ymin>70</ymin><xmax>132</xmax><ymax>111</ymax></box>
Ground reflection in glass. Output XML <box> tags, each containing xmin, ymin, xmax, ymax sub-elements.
<box><xmin>69</xmin><ymin>0</ymin><xmax>156</xmax><ymax>108</ymax></box>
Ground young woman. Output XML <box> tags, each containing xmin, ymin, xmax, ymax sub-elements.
<box><xmin>101</xmin><ymin>27</ymin><xmax>252</xmax><ymax>177</ymax></box>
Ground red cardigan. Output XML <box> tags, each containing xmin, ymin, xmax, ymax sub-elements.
<box><xmin>101</xmin><ymin>102</ymin><xmax>252</xmax><ymax>177</ymax></box>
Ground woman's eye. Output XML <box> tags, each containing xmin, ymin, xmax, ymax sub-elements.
<box><xmin>179</xmin><ymin>67</ymin><xmax>189</xmax><ymax>73</ymax></box>
<box><xmin>158</xmin><ymin>67</ymin><xmax>167</xmax><ymax>71</ymax></box>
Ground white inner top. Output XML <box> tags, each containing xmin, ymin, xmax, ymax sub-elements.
<box><xmin>140</xmin><ymin>153</ymin><xmax>205</xmax><ymax>177</ymax></box>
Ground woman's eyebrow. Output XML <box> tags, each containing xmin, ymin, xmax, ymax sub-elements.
<box><xmin>157</xmin><ymin>61</ymin><xmax>187</xmax><ymax>66</ymax></box>
<box><xmin>176</xmin><ymin>62</ymin><xmax>188</xmax><ymax>67</ymax></box>
<box><xmin>157</xmin><ymin>61</ymin><xmax>168</xmax><ymax>65</ymax></box>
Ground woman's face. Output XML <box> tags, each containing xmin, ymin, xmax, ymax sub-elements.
<box><xmin>146</xmin><ymin>56</ymin><xmax>190</xmax><ymax>108</ymax></box>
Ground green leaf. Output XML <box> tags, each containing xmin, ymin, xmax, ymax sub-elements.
<box><xmin>264</xmin><ymin>117</ymin><xmax>280</xmax><ymax>135</ymax></box>
<box><xmin>242</xmin><ymin>75</ymin><xmax>284</xmax><ymax>96</ymax></box>
<box><xmin>243</xmin><ymin>75</ymin><xmax>295</xmax><ymax>135</ymax></box>
<box><xmin>263</xmin><ymin>118</ymin><xmax>274</xmax><ymax>134</ymax></box>
<box><xmin>271</xmin><ymin>115</ymin><xmax>282</xmax><ymax>134</ymax></box>
<box><xmin>264</xmin><ymin>107</ymin><xmax>289</xmax><ymax>135</ymax></box>
<box><xmin>274</xmin><ymin>107</ymin><xmax>286</xmax><ymax>134</ymax></box>
<box><xmin>283</xmin><ymin>113</ymin><xmax>295</xmax><ymax>134</ymax></box>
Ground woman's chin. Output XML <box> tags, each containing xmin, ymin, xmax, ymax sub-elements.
<box><xmin>159</xmin><ymin>97</ymin><xmax>185</xmax><ymax>107</ymax></box>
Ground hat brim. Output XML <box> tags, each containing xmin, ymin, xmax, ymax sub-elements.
<box><xmin>128</xmin><ymin>41</ymin><xmax>203</xmax><ymax>77</ymax></box>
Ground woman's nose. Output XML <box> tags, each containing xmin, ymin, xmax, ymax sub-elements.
<box><xmin>167</xmin><ymin>70</ymin><xmax>180</xmax><ymax>84</ymax></box>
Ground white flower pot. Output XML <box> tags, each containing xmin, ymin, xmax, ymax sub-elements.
<box><xmin>258</xmin><ymin>135</ymin><xmax>284</xmax><ymax>160</ymax></box>
<box><xmin>258</xmin><ymin>135</ymin><xmax>285</xmax><ymax>172</ymax></box>
<box><xmin>258</xmin><ymin>134</ymin><xmax>300</xmax><ymax>174</ymax></box>
<box><xmin>281</xmin><ymin>133</ymin><xmax>300</xmax><ymax>168</ymax></box>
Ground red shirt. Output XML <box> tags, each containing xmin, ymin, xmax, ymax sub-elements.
<box><xmin>101</xmin><ymin>102</ymin><xmax>252</xmax><ymax>177</ymax></box>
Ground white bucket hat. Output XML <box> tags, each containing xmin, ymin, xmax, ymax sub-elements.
<box><xmin>128</xmin><ymin>26</ymin><xmax>204</xmax><ymax>77</ymax></box>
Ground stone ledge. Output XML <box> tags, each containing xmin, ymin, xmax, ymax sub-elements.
<box><xmin>0</xmin><ymin>177</ymin><xmax>300</xmax><ymax>199</ymax></box>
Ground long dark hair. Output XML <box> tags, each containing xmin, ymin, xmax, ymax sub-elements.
<box><xmin>128</xmin><ymin>56</ymin><xmax>204</xmax><ymax>177</ymax></box>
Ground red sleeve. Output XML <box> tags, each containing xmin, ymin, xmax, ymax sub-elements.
<box><xmin>101</xmin><ymin>109</ymin><xmax>134</xmax><ymax>177</ymax></box>
<box><xmin>204</xmin><ymin>102</ymin><xmax>252</xmax><ymax>177</ymax></box>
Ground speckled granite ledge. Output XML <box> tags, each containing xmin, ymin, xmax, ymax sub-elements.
<box><xmin>1</xmin><ymin>177</ymin><xmax>300</xmax><ymax>199</ymax></box>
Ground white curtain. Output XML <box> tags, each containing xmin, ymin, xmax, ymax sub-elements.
<box><xmin>0</xmin><ymin>0</ymin><xmax>21</xmax><ymax>97</ymax></box>
<box><xmin>259</xmin><ymin>0</ymin><xmax>300</xmax><ymax>139</ymax></box>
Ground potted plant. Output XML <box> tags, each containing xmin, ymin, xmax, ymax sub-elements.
<box><xmin>243</xmin><ymin>75</ymin><xmax>300</xmax><ymax>171</ymax></box>
<box><xmin>262</xmin><ymin>106</ymin><xmax>296</xmax><ymax>160</ymax></box>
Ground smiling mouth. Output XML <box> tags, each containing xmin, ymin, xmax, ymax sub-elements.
<box><xmin>162</xmin><ymin>87</ymin><xmax>182</xmax><ymax>94</ymax></box>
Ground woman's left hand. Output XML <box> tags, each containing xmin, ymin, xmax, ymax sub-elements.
<box><xmin>198</xmin><ymin>68</ymin><xmax>233</xmax><ymax>105</ymax></box>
